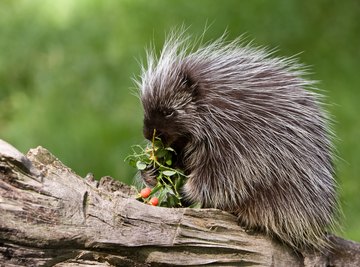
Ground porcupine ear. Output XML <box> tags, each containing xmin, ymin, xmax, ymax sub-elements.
<box><xmin>179</xmin><ymin>70</ymin><xmax>199</xmax><ymax>100</ymax></box>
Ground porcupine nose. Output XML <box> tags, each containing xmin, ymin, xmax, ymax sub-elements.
<box><xmin>143</xmin><ymin>122</ymin><xmax>162</xmax><ymax>141</ymax></box>
<box><xmin>143</xmin><ymin>125</ymin><xmax>154</xmax><ymax>141</ymax></box>
<box><xmin>143</xmin><ymin>126</ymin><xmax>168</xmax><ymax>145</ymax></box>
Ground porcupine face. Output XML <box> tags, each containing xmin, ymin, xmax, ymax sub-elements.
<box><xmin>140</xmin><ymin>66</ymin><xmax>198</xmax><ymax>152</ymax></box>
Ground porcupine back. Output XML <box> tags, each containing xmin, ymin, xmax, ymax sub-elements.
<box><xmin>138</xmin><ymin>32</ymin><xmax>338</xmax><ymax>251</ymax></box>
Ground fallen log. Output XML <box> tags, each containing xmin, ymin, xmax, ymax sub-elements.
<box><xmin>0</xmin><ymin>139</ymin><xmax>359</xmax><ymax>266</ymax></box>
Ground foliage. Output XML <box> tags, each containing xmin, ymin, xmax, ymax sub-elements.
<box><xmin>126</xmin><ymin>132</ymin><xmax>190</xmax><ymax>208</ymax></box>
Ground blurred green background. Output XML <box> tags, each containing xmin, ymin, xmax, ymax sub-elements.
<box><xmin>0</xmin><ymin>0</ymin><xmax>359</xmax><ymax>241</ymax></box>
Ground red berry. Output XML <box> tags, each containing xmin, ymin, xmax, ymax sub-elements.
<box><xmin>140</xmin><ymin>187</ymin><xmax>151</xmax><ymax>198</ymax></box>
<box><xmin>149</xmin><ymin>197</ymin><xmax>159</xmax><ymax>206</ymax></box>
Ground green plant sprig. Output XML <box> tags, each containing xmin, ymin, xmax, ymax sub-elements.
<box><xmin>125</xmin><ymin>130</ymin><xmax>187</xmax><ymax>207</ymax></box>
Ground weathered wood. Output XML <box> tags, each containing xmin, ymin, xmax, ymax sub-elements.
<box><xmin>0</xmin><ymin>139</ymin><xmax>359</xmax><ymax>267</ymax></box>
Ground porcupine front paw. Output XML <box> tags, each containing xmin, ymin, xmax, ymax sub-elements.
<box><xmin>140</xmin><ymin>167</ymin><xmax>157</xmax><ymax>187</ymax></box>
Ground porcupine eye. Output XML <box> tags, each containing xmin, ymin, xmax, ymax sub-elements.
<box><xmin>162</xmin><ymin>108</ymin><xmax>175</xmax><ymax>118</ymax></box>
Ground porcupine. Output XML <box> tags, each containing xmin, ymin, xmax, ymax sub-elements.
<box><xmin>137</xmin><ymin>32</ymin><xmax>337</xmax><ymax>251</ymax></box>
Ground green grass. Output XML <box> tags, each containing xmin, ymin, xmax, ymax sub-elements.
<box><xmin>0</xmin><ymin>0</ymin><xmax>359</xmax><ymax>242</ymax></box>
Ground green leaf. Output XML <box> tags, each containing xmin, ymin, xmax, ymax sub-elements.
<box><xmin>163</xmin><ymin>183</ymin><xmax>175</xmax><ymax>195</ymax></box>
<box><xmin>167</xmin><ymin>195</ymin><xmax>177</xmax><ymax>207</ymax></box>
<box><xmin>125</xmin><ymin>158</ymin><xmax>136</xmax><ymax>167</ymax></box>
<box><xmin>165</xmin><ymin>159</ymin><xmax>172</xmax><ymax>166</ymax></box>
<box><xmin>150</xmin><ymin>184</ymin><xmax>162</xmax><ymax>195</ymax></box>
<box><xmin>155</xmin><ymin>148</ymin><xmax>167</xmax><ymax>158</ymax></box>
<box><xmin>153</xmin><ymin>139</ymin><xmax>164</xmax><ymax>149</ymax></box>
<box><xmin>165</xmin><ymin>147</ymin><xmax>176</xmax><ymax>153</ymax></box>
<box><xmin>163</xmin><ymin>170</ymin><xmax>176</xmax><ymax>176</ymax></box>
<box><xmin>174</xmin><ymin>176</ymin><xmax>185</xmax><ymax>191</ymax></box>
<box><xmin>136</xmin><ymin>161</ymin><xmax>147</xmax><ymax>170</ymax></box>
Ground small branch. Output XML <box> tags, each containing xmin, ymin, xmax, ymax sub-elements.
<box><xmin>0</xmin><ymin>139</ymin><xmax>359</xmax><ymax>266</ymax></box>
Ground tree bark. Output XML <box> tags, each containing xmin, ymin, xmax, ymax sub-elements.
<box><xmin>0</xmin><ymin>139</ymin><xmax>359</xmax><ymax>267</ymax></box>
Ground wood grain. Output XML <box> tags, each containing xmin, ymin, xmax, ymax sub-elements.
<box><xmin>0</xmin><ymin>139</ymin><xmax>359</xmax><ymax>266</ymax></box>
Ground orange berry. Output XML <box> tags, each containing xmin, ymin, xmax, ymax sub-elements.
<box><xmin>140</xmin><ymin>187</ymin><xmax>151</xmax><ymax>198</ymax></box>
<box><xmin>149</xmin><ymin>197</ymin><xmax>159</xmax><ymax>206</ymax></box>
